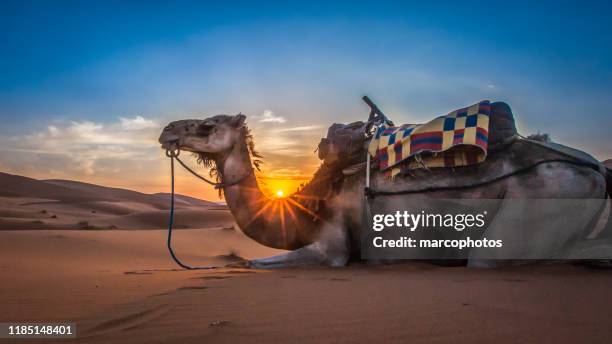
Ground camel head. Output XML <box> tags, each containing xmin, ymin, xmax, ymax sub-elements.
<box><xmin>158</xmin><ymin>114</ymin><xmax>247</xmax><ymax>156</ymax></box>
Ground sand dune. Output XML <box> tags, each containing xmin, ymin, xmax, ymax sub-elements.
<box><xmin>0</xmin><ymin>173</ymin><xmax>104</xmax><ymax>202</ymax></box>
<box><xmin>0</xmin><ymin>172</ymin><xmax>231</xmax><ymax>230</ymax></box>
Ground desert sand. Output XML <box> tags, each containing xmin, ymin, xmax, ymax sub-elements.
<box><xmin>1</xmin><ymin>172</ymin><xmax>612</xmax><ymax>343</ymax></box>
<box><xmin>0</xmin><ymin>172</ymin><xmax>233</xmax><ymax>230</ymax></box>
<box><xmin>1</xmin><ymin>229</ymin><xmax>612</xmax><ymax>344</ymax></box>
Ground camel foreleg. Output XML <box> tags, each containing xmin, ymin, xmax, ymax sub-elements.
<box><xmin>232</xmin><ymin>224</ymin><xmax>350</xmax><ymax>268</ymax></box>
<box><xmin>249</xmin><ymin>242</ymin><xmax>328</xmax><ymax>268</ymax></box>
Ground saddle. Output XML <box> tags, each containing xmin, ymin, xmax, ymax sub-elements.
<box><xmin>302</xmin><ymin>99</ymin><xmax>601</xmax><ymax>216</ymax></box>
<box><xmin>317</xmin><ymin>100</ymin><xmax>518</xmax><ymax>174</ymax></box>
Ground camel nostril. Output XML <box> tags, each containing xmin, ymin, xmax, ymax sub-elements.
<box><xmin>164</xmin><ymin>124</ymin><xmax>174</xmax><ymax>131</ymax></box>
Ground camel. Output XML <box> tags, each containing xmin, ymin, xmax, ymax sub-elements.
<box><xmin>158</xmin><ymin>102</ymin><xmax>612</xmax><ymax>268</ymax></box>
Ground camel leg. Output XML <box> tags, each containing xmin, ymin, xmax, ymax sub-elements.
<box><xmin>246</xmin><ymin>240</ymin><xmax>349</xmax><ymax>268</ymax></box>
<box><xmin>236</xmin><ymin>222</ymin><xmax>350</xmax><ymax>269</ymax></box>
<box><xmin>248</xmin><ymin>242</ymin><xmax>328</xmax><ymax>268</ymax></box>
<box><xmin>225</xmin><ymin>244</ymin><xmax>325</xmax><ymax>269</ymax></box>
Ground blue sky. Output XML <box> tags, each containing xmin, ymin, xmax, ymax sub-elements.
<box><xmin>0</xmin><ymin>1</ymin><xmax>611</xmax><ymax>199</ymax></box>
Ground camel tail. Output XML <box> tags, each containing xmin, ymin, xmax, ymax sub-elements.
<box><xmin>603</xmin><ymin>166</ymin><xmax>612</xmax><ymax>239</ymax></box>
<box><xmin>606</xmin><ymin>166</ymin><xmax>612</xmax><ymax>198</ymax></box>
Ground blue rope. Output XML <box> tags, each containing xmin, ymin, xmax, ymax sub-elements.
<box><xmin>167</xmin><ymin>152</ymin><xmax>219</xmax><ymax>270</ymax></box>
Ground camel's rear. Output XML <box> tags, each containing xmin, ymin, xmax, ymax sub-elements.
<box><xmin>602</xmin><ymin>164</ymin><xmax>612</xmax><ymax>239</ymax></box>
<box><xmin>307</xmin><ymin>99</ymin><xmax>612</xmax><ymax>264</ymax></box>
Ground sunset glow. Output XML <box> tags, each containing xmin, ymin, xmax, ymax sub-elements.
<box><xmin>260</xmin><ymin>177</ymin><xmax>308</xmax><ymax>200</ymax></box>
<box><xmin>1</xmin><ymin>2</ymin><xmax>610</xmax><ymax>203</ymax></box>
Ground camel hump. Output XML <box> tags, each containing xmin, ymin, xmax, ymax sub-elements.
<box><xmin>317</xmin><ymin>121</ymin><xmax>368</xmax><ymax>167</ymax></box>
<box><xmin>489</xmin><ymin>101</ymin><xmax>517</xmax><ymax>147</ymax></box>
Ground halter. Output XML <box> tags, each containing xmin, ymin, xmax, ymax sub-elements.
<box><xmin>165</xmin><ymin>147</ymin><xmax>253</xmax><ymax>189</ymax></box>
<box><xmin>164</xmin><ymin>145</ymin><xmax>253</xmax><ymax>270</ymax></box>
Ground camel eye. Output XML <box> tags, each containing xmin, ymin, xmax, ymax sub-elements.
<box><xmin>198</xmin><ymin>123</ymin><xmax>215</xmax><ymax>135</ymax></box>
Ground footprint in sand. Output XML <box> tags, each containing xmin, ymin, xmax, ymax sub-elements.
<box><xmin>225</xmin><ymin>270</ymin><xmax>256</xmax><ymax>274</ymax></box>
<box><xmin>176</xmin><ymin>286</ymin><xmax>210</xmax><ymax>291</ymax></box>
<box><xmin>209</xmin><ymin>320</ymin><xmax>230</xmax><ymax>327</ymax></box>
<box><xmin>84</xmin><ymin>304</ymin><xmax>174</xmax><ymax>337</ymax></box>
<box><xmin>191</xmin><ymin>275</ymin><xmax>233</xmax><ymax>280</ymax></box>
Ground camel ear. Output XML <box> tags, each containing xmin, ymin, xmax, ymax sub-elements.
<box><xmin>232</xmin><ymin>113</ymin><xmax>246</xmax><ymax>127</ymax></box>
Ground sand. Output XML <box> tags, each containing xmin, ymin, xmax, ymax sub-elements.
<box><xmin>2</xmin><ymin>171</ymin><xmax>612</xmax><ymax>343</ymax></box>
<box><xmin>0</xmin><ymin>172</ymin><xmax>232</xmax><ymax>230</ymax></box>
<box><xmin>1</xmin><ymin>229</ymin><xmax>612</xmax><ymax>344</ymax></box>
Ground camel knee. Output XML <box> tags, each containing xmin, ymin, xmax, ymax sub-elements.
<box><xmin>317</xmin><ymin>227</ymin><xmax>350</xmax><ymax>266</ymax></box>
<box><xmin>324</xmin><ymin>248</ymin><xmax>349</xmax><ymax>267</ymax></box>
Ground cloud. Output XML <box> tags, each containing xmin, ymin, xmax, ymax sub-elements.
<box><xmin>247</xmin><ymin>120</ymin><xmax>324</xmax><ymax>182</ymax></box>
<box><xmin>257</xmin><ymin>110</ymin><xmax>287</xmax><ymax>123</ymax></box>
<box><xmin>272</xmin><ymin>125</ymin><xmax>323</xmax><ymax>132</ymax></box>
<box><xmin>0</xmin><ymin>115</ymin><xmax>161</xmax><ymax>177</ymax></box>
<box><xmin>47</xmin><ymin>125</ymin><xmax>61</xmax><ymax>138</ymax></box>
<box><xmin>120</xmin><ymin>115</ymin><xmax>157</xmax><ymax>130</ymax></box>
<box><xmin>261</xmin><ymin>168</ymin><xmax>312</xmax><ymax>180</ymax></box>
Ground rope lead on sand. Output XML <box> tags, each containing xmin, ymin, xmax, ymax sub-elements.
<box><xmin>166</xmin><ymin>148</ymin><xmax>219</xmax><ymax>270</ymax></box>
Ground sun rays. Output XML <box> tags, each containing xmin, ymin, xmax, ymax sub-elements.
<box><xmin>238</xmin><ymin>177</ymin><xmax>326</xmax><ymax>248</ymax></box>
<box><xmin>259</xmin><ymin>177</ymin><xmax>305</xmax><ymax>199</ymax></box>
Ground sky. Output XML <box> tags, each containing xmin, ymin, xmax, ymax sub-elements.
<box><xmin>1</xmin><ymin>0</ymin><xmax>611</xmax><ymax>200</ymax></box>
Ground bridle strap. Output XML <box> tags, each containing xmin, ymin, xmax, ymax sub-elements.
<box><xmin>164</xmin><ymin>146</ymin><xmax>253</xmax><ymax>270</ymax></box>
<box><xmin>165</xmin><ymin>148</ymin><xmax>253</xmax><ymax>189</ymax></box>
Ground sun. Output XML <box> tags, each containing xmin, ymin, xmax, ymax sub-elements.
<box><xmin>263</xmin><ymin>177</ymin><xmax>303</xmax><ymax>199</ymax></box>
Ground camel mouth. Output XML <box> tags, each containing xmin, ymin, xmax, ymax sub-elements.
<box><xmin>161</xmin><ymin>142</ymin><xmax>173</xmax><ymax>150</ymax></box>
<box><xmin>159</xmin><ymin>137</ymin><xmax>180</xmax><ymax>151</ymax></box>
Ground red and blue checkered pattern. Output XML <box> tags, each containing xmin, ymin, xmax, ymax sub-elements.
<box><xmin>368</xmin><ymin>100</ymin><xmax>491</xmax><ymax>176</ymax></box>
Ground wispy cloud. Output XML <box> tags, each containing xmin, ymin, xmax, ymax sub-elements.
<box><xmin>260</xmin><ymin>168</ymin><xmax>313</xmax><ymax>180</ymax></box>
<box><xmin>272</xmin><ymin>125</ymin><xmax>323</xmax><ymax>132</ymax></box>
<box><xmin>256</xmin><ymin>110</ymin><xmax>287</xmax><ymax>123</ymax></box>
<box><xmin>0</xmin><ymin>116</ymin><xmax>161</xmax><ymax>177</ymax></box>
<box><xmin>120</xmin><ymin>115</ymin><xmax>157</xmax><ymax>130</ymax></box>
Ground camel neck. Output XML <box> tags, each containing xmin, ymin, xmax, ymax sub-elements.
<box><xmin>217</xmin><ymin>140</ymin><xmax>316</xmax><ymax>250</ymax></box>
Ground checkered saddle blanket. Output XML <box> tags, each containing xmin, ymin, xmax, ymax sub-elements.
<box><xmin>368</xmin><ymin>100</ymin><xmax>491</xmax><ymax>177</ymax></box>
